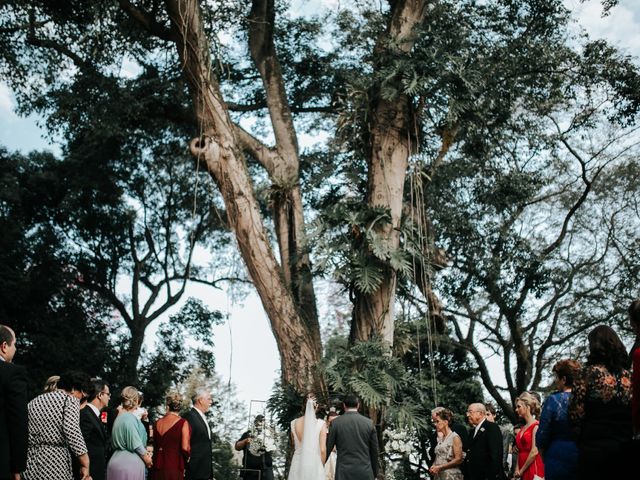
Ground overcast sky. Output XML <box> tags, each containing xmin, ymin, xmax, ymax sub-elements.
<box><xmin>1</xmin><ymin>0</ymin><xmax>638</xmax><ymax>417</ymax></box>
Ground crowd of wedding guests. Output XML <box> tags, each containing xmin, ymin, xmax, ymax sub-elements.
<box><xmin>426</xmin><ymin>299</ymin><xmax>640</xmax><ymax>480</ymax></box>
<box><xmin>1</xmin><ymin>298</ymin><xmax>640</xmax><ymax>480</ymax></box>
<box><xmin>0</xmin><ymin>326</ymin><xmax>215</xmax><ymax>480</ymax></box>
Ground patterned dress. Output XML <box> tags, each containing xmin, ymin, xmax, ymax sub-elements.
<box><xmin>569</xmin><ymin>364</ymin><xmax>632</xmax><ymax>480</ymax></box>
<box><xmin>432</xmin><ymin>431</ymin><xmax>463</xmax><ymax>480</ymax></box>
<box><xmin>23</xmin><ymin>391</ymin><xmax>88</xmax><ymax>480</ymax></box>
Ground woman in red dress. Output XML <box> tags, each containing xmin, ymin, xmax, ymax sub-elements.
<box><xmin>150</xmin><ymin>392</ymin><xmax>191</xmax><ymax>480</ymax></box>
<box><xmin>514</xmin><ymin>392</ymin><xmax>544</xmax><ymax>480</ymax></box>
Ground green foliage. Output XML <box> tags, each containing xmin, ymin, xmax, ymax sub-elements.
<box><xmin>137</xmin><ymin>298</ymin><xmax>223</xmax><ymax>409</ymax></box>
<box><xmin>0</xmin><ymin>148</ymin><xmax>119</xmax><ymax>396</ymax></box>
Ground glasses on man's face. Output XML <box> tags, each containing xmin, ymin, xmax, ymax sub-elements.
<box><xmin>100</xmin><ymin>391</ymin><xmax>111</xmax><ymax>397</ymax></box>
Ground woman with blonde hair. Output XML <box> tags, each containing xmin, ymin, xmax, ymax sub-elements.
<box><xmin>514</xmin><ymin>392</ymin><xmax>544</xmax><ymax>480</ymax></box>
<box><xmin>150</xmin><ymin>391</ymin><xmax>191</xmax><ymax>480</ymax></box>
<box><xmin>106</xmin><ymin>387</ymin><xmax>152</xmax><ymax>480</ymax></box>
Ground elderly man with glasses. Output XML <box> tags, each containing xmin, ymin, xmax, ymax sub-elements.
<box><xmin>462</xmin><ymin>403</ymin><xmax>505</xmax><ymax>480</ymax></box>
<box><xmin>80</xmin><ymin>378</ymin><xmax>111</xmax><ymax>480</ymax></box>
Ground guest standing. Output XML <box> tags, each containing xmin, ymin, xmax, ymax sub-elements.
<box><xmin>513</xmin><ymin>392</ymin><xmax>544</xmax><ymax>480</ymax></box>
<box><xmin>428</xmin><ymin>408</ymin><xmax>463</xmax><ymax>480</ymax></box>
<box><xmin>485</xmin><ymin>403</ymin><xmax>515</xmax><ymax>478</ymax></box>
<box><xmin>184</xmin><ymin>388</ymin><xmax>213</xmax><ymax>480</ymax></box>
<box><xmin>536</xmin><ymin>359</ymin><xmax>580</xmax><ymax>480</ymax></box>
<box><xmin>569</xmin><ymin>324</ymin><xmax>632</xmax><ymax>480</ymax></box>
<box><xmin>23</xmin><ymin>370</ymin><xmax>91</xmax><ymax>480</ymax></box>
<box><xmin>428</xmin><ymin>406</ymin><xmax>469</xmax><ymax>469</ymax></box>
<box><xmin>80</xmin><ymin>379</ymin><xmax>111</xmax><ymax>480</ymax></box>
<box><xmin>629</xmin><ymin>299</ymin><xmax>640</xmax><ymax>437</ymax></box>
<box><xmin>107</xmin><ymin>387</ymin><xmax>152</xmax><ymax>480</ymax></box>
<box><xmin>0</xmin><ymin>325</ymin><xmax>28</xmax><ymax>480</ymax></box>
<box><xmin>150</xmin><ymin>391</ymin><xmax>191</xmax><ymax>480</ymax></box>
<box><xmin>463</xmin><ymin>402</ymin><xmax>504</xmax><ymax>480</ymax></box>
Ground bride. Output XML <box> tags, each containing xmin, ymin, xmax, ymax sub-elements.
<box><xmin>288</xmin><ymin>395</ymin><xmax>327</xmax><ymax>480</ymax></box>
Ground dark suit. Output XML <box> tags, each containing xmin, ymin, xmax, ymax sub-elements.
<box><xmin>184</xmin><ymin>408</ymin><xmax>213</xmax><ymax>480</ymax></box>
<box><xmin>80</xmin><ymin>406</ymin><xmax>108</xmax><ymax>480</ymax></box>
<box><xmin>463</xmin><ymin>419</ymin><xmax>505</xmax><ymax>480</ymax></box>
<box><xmin>326</xmin><ymin>411</ymin><xmax>379</xmax><ymax>480</ymax></box>
<box><xmin>0</xmin><ymin>362</ymin><xmax>28</xmax><ymax>479</ymax></box>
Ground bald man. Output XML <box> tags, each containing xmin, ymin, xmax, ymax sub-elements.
<box><xmin>463</xmin><ymin>402</ymin><xmax>505</xmax><ymax>480</ymax></box>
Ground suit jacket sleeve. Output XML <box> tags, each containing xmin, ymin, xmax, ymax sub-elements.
<box><xmin>7</xmin><ymin>365</ymin><xmax>28</xmax><ymax>473</ymax></box>
<box><xmin>368</xmin><ymin>422</ymin><xmax>379</xmax><ymax>477</ymax></box>
<box><xmin>488</xmin><ymin>423</ymin><xmax>504</xmax><ymax>480</ymax></box>
<box><xmin>80</xmin><ymin>408</ymin><xmax>93</xmax><ymax>441</ymax></box>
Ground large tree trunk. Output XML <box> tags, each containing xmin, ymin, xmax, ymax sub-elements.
<box><xmin>351</xmin><ymin>0</ymin><xmax>427</xmax><ymax>345</ymax></box>
<box><xmin>163</xmin><ymin>0</ymin><xmax>323</xmax><ymax>393</ymax></box>
<box><xmin>247</xmin><ymin>0</ymin><xmax>321</xmax><ymax>345</ymax></box>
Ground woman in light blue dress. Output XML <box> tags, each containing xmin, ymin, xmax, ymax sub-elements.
<box><xmin>107</xmin><ymin>387</ymin><xmax>152</xmax><ymax>480</ymax></box>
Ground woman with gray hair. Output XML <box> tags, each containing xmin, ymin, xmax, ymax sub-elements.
<box><xmin>106</xmin><ymin>387</ymin><xmax>152</xmax><ymax>480</ymax></box>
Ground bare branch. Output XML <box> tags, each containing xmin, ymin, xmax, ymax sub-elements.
<box><xmin>234</xmin><ymin>124</ymin><xmax>277</xmax><ymax>174</ymax></box>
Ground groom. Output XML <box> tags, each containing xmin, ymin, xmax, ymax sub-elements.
<box><xmin>326</xmin><ymin>394</ymin><xmax>379</xmax><ymax>480</ymax></box>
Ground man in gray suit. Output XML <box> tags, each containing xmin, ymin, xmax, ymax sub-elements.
<box><xmin>326</xmin><ymin>394</ymin><xmax>379</xmax><ymax>480</ymax></box>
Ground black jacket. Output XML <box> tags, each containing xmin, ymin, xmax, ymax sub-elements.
<box><xmin>463</xmin><ymin>419</ymin><xmax>505</xmax><ymax>480</ymax></box>
<box><xmin>0</xmin><ymin>362</ymin><xmax>28</xmax><ymax>479</ymax></box>
<box><xmin>183</xmin><ymin>408</ymin><xmax>213</xmax><ymax>480</ymax></box>
<box><xmin>80</xmin><ymin>406</ymin><xmax>108</xmax><ymax>480</ymax></box>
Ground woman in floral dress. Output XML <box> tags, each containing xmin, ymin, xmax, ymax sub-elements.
<box><xmin>569</xmin><ymin>325</ymin><xmax>632</xmax><ymax>480</ymax></box>
<box><xmin>428</xmin><ymin>408</ymin><xmax>463</xmax><ymax>480</ymax></box>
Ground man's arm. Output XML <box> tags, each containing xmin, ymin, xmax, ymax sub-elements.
<box><xmin>235</xmin><ymin>431</ymin><xmax>250</xmax><ymax>451</ymax></box>
<box><xmin>369</xmin><ymin>422</ymin><xmax>379</xmax><ymax>477</ymax></box>
<box><xmin>7</xmin><ymin>365</ymin><xmax>28</xmax><ymax>475</ymax></box>
<box><xmin>488</xmin><ymin>423</ymin><xmax>504</xmax><ymax>480</ymax></box>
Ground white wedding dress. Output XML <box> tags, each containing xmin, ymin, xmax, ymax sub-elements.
<box><xmin>288</xmin><ymin>399</ymin><xmax>326</xmax><ymax>480</ymax></box>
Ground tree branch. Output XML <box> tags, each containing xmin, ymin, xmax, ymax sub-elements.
<box><xmin>118</xmin><ymin>0</ymin><xmax>175</xmax><ymax>42</ymax></box>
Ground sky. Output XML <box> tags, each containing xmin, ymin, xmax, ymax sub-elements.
<box><xmin>1</xmin><ymin>0</ymin><xmax>639</xmax><ymax>415</ymax></box>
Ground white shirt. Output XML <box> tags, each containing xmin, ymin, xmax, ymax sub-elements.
<box><xmin>195</xmin><ymin>407</ymin><xmax>211</xmax><ymax>438</ymax></box>
<box><xmin>87</xmin><ymin>402</ymin><xmax>101</xmax><ymax>418</ymax></box>
<box><xmin>474</xmin><ymin>418</ymin><xmax>486</xmax><ymax>437</ymax></box>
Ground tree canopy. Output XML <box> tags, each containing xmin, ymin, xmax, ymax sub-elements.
<box><xmin>1</xmin><ymin>0</ymin><xmax>639</xmax><ymax>443</ymax></box>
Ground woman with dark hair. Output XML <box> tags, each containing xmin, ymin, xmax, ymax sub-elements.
<box><xmin>287</xmin><ymin>393</ymin><xmax>327</xmax><ymax>480</ymax></box>
<box><xmin>150</xmin><ymin>391</ymin><xmax>191</xmax><ymax>480</ymax></box>
<box><xmin>536</xmin><ymin>359</ymin><xmax>581</xmax><ymax>480</ymax></box>
<box><xmin>23</xmin><ymin>370</ymin><xmax>92</xmax><ymax>480</ymax></box>
<box><xmin>629</xmin><ymin>300</ymin><xmax>640</xmax><ymax>437</ymax></box>
<box><xmin>569</xmin><ymin>325</ymin><xmax>632</xmax><ymax>480</ymax></box>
